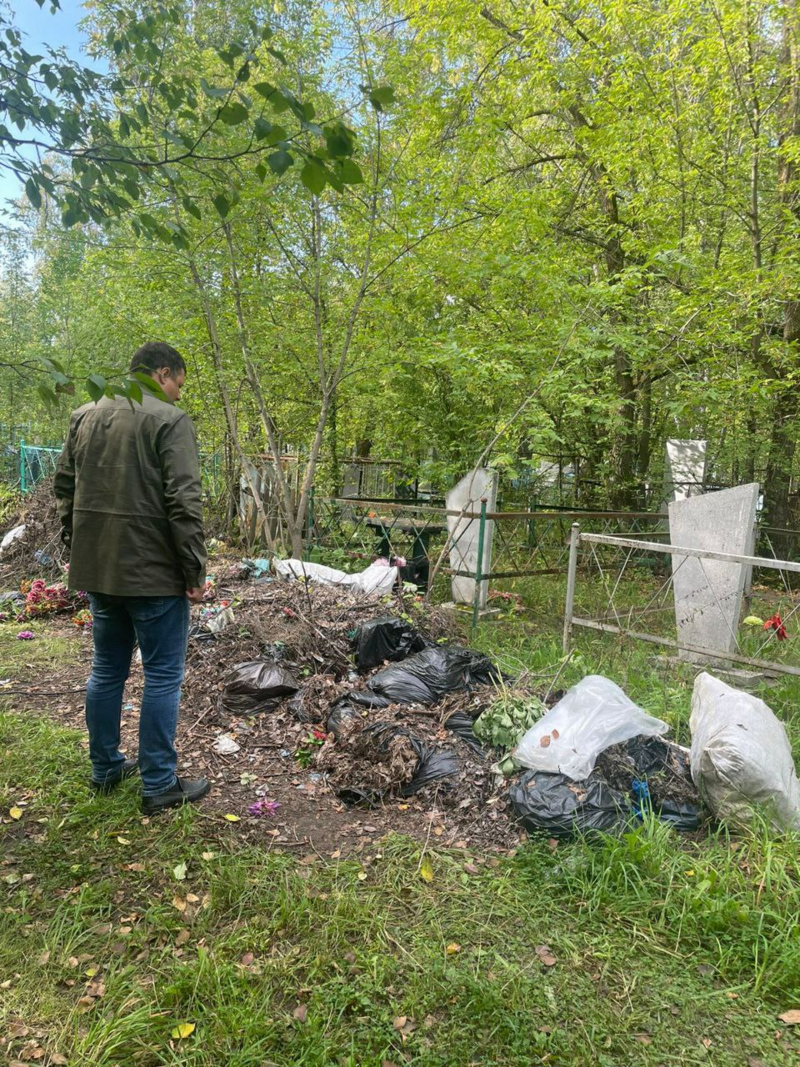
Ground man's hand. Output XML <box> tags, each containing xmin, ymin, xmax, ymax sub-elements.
<box><xmin>186</xmin><ymin>586</ymin><xmax>205</xmax><ymax>604</ymax></box>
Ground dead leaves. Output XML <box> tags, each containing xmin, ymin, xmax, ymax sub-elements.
<box><xmin>9</xmin><ymin>806</ymin><xmax>22</xmax><ymax>820</ymax></box>
<box><xmin>171</xmin><ymin>1022</ymin><xmax>196</xmax><ymax>1040</ymax></box>
<box><xmin>419</xmin><ymin>856</ymin><xmax>434</xmax><ymax>883</ymax></box>
<box><xmin>535</xmin><ymin>944</ymin><xmax>557</xmax><ymax>967</ymax></box>
<box><xmin>292</xmin><ymin>1004</ymin><xmax>308</xmax><ymax>1024</ymax></box>
<box><xmin>779</xmin><ymin>1010</ymin><xmax>800</xmax><ymax>1025</ymax></box>
<box><xmin>392</xmin><ymin>1015</ymin><xmax>417</xmax><ymax>1041</ymax></box>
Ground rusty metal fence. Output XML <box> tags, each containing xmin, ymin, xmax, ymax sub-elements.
<box><xmin>308</xmin><ymin>496</ymin><xmax>670</xmax><ymax>621</ymax></box>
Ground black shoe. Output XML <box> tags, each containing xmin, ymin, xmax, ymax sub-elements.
<box><xmin>90</xmin><ymin>758</ymin><xmax>139</xmax><ymax>794</ymax></box>
<box><xmin>141</xmin><ymin>777</ymin><xmax>211</xmax><ymax>815</ymax></box>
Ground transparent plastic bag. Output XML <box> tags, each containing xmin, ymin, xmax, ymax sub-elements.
<box><xmin>513</xmin><ymin>675</ymin><xmax>668</xmax><ymax>781</ymax></box>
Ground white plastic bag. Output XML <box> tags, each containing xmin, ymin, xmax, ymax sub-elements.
<box><xmin>273</xmin><ymin>558</ymin><xmax>398</xmax><ymax>597</ymax></box>
<box><xmin>513</xmin><ymin>675</ymin><xmax>668</xmax><ymax>781</ymax></box>
<box><xmin>690</xmin><ymin>672</ymin><xmax>800</xmax><ymax>830</ymax></box>
<box><xmin>0</xmin><ymin>524</ymin><xmax>25</xmax><ymax>556</ymax></box>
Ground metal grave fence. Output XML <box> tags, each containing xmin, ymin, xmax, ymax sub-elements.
<box><xmin>310</xmin><ymin>497</ymin><xmax>671</xmax><ymax>622</ymax></box>
<box><xmin>562</xmin><ymin>524</ymin><xmax>800</xmax><ymax>677</ymax></box>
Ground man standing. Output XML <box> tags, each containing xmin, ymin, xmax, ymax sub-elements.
<box><xmin>54</xmin><ymin>342</ymin><xmax>210</xmax><ymax>814</ymax></box>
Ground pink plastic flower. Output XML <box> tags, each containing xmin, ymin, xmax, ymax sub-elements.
<box><xmin>247</xmin><ymin>798</ymin><xmax>281</xmax><ymax>818</ymax></box>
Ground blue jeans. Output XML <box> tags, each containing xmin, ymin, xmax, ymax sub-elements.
<box><xmin>86</xmin><ymin>594</ymin><xmax>190</xmax><ymax>796</ymax></box>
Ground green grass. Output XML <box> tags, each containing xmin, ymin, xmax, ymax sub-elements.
<box><xmin>0</xmin><ymin>617</ymin><xmax>83</xmax><ymax>678</ymax></box>
<box><xmin>2</xmin><ymin>612</ymin><xmax>800</xmax><ymax>1065</ymax></box>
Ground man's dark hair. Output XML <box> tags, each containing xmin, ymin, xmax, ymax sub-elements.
<box><xmin>130</xmin><ymin>341</ymin><xmax>186</xmax><ymax>376</ymax></box>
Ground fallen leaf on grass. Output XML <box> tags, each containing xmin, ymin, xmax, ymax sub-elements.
<box><xmin>173</xmin><ymin>862</ymin><xmax>187</xmax><ymax>881</ymax></box>
<box><xmin>464</xmin><ymin>863</ymin><xmax>479</xmax><ymax>875</ymax></box>
<box><xmin>84</xmin><ymin>965</ymin><xmax>99</xmax><ymax>978</ymax></box>
<box><xmin>535</xmin><ymin>945</ymin><xmax>557</xmax><ymax>967</ymax></box>
<box><xmin>420</xmin><ymin>856</ymin><xmax>434</xmax><ymax>883</ymax></box>
<box><xmin>172</xmin><ymin>896</ymin><xmax>187</xmax><ymax>912</ymax></box>
<box><xmin>634</xmin><ymin>1033</ymin><xmax>652</xmax><ymax>1044</ymax></box>
<box><xmin>171</xmin><ymin>1022</ymin><xmax>196</xmax><ymax>1039</ymax></box>
<box><xmin>175</xmin><ymin>929</ymin><xmax>191</xmax><ymax>947</ymax></box>
<box><xmin>37</xmin><ymin>950</ymin><xmax>50</xmax><ymax>965</ymax></box>
<box><xmin>50</xmin><ymin>1055</ymin><xmax>68</xmax><ymax>1065</ymax></box>
<box><xmin>240</xmin><ymin>952</ymin><xmax>255</xmax><ymax>967</ymax></box>
<box><xmin>224</xmin><ymin>814</ymin><xmax>240</xmax><ymax>822</ymax></box>
<box><xmin>116</xmin><ymin>836</ymin><xmax>131</xmax><ymax>845</ymax></box>
<box><xmin>76</xmin><ymin>996</ymin><xmax>97</xmax><ymax>1013</ymax></box>
<box><xmin>357</xmin><ymin>871</ymin><xmax>368</xmax><ymax>881</ymax></box>
<box><xmin>293</xmin><ymin>1004</ymin><xmax>308</xmax><ymax>1024</ymax></box>
<box><xmin>446</xmin><ymin>943</ymin><xmax>461</xmax><ymax>955</ymax></box>
<box><xmin>201</xmin><ymin>851</ymin><xmax>215</xmax><ymax>861</ymax></box>
<box><xmin>9</xmin><ymin>807</ymin><xmax>22</xmax><ymax>820</ymax></box>
<box><xmin>701</xmin><ymin>1038</ymin><xmax>712</xmax><ymax>1048</ymax></box>
<box><xmin>392</xmin><ymin>1015</ymin><xmax>416</xmax><ymax>1040</ymax></box>
<box><xmin>779</xmin><ymin>1010</ymin><xmax>800</xmax><ymax>1024</ymax></box>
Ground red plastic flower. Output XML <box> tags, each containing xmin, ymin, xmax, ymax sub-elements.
<box><xmin>763</xmin><ymin>613</ymin><xmax>788</xmax><ymax>641</ymax></box>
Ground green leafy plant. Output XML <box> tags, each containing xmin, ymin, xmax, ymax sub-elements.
<box><xmin>474</xmin><ymin>693</ymin><xmax>545</xmax><ymax>752</ymax></box>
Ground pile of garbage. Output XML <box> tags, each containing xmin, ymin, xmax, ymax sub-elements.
<box><xmin>0</xmin><ymin>480</ymin><xmax>66</xmax><ymax>585</ymax></box>
<box><xmin>505</xmin><ymin>676</ymin><xmax>702</xmax><ymax>836</ymax></box>
<box><xmin>505</xmin><ymin>671</ymin><xmax>800</xmax><ymax>838</ymax></box>
<box><xmin>216</xmin><ymin>574</ymin><xmax>800</xmax><ymax>837</ymax></box>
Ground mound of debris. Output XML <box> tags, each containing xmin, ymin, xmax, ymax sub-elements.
<box><xmin>181</xmin><ymin>575</ymin><xmax>461</xmax><ymax>731</ymax></box>
<box><xmin>0</xmin><ymin>479</ymin><xmax>66</xmax><ymax>586</ymax></box>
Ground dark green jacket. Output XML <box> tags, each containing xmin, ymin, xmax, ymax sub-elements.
<box><xmin>54</xmin><ymin>394</ymin><xmax>207</xmax><ymax>596</ymax></box>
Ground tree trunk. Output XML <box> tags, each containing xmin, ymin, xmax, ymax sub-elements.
<box><xmin>762</xmin><ymin>0</ymin><xmax>800</xmax><ymax>557</ymax></box>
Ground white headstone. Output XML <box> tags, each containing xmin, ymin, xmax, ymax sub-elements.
<box><xmin>445</xmin><ymin>468</ymin><xmax>498</xmax><ymax>607</ymax></box>
<box><xmin>662</xmin><ymin>439</ymin><xmax>707</xmax><ymax>511</ymax></box>
<box><xmin>669</xmin><ymin>483</ymin><xmax>759</xmax><ymax>663</ymax></box>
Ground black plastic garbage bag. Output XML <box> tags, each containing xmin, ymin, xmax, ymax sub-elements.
<box><xmin>335</xmin><ymin>721</ymin><xmax>460</xmax><ymax>806</ymax></box>
<box><xmin>221</xmin><ymin>660</ymin><xmax>300</xmax><ymax>715</ymax></box>
<box><xmin>596</xmin><ymin>735</ymin><xmax>702</xmax><ymax>832</ymax></box>
<box><xmin>626</xmin><ymin>735</ymin><xmax>691</xmax><ymax>778</ymax></box>
<box><xmin>443</xmin><ymin>710</ymin><xmax>486</xmax><ymax>753</ymax></box>
<box><xmin>350</xmin><ymin>646</ymin><xmax>502</xmax><ymax>708</ymax></box>
<box><xmin>326</xmin><ymin>701</ymin><xmax>366</xmax><ymax>740</ymax></box>
<box><xmin>509</xmin><ymin>770</ymin><xmax>629</xmax><ymax>838</ymax></box>
<box><xmin>353</xmin><ymin>616</ymin><xmax>427</xmax><ymax>672</ymax></box>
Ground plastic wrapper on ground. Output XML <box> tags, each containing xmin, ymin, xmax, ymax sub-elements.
<box><xmin>273</xmin><ymin>558</ymin><xmax>399</xmax><ymax>597</ymax></box>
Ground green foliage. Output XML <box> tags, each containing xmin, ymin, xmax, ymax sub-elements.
<box><xmin>474</xmin><ymin>692</ymin><xmax>545</xmax><ymax>751</ymax></box>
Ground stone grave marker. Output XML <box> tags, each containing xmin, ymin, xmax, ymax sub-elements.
<box><xmin>669</xmin><ymin>483</ymin><xmax>759</xmax><ymax>663</ymax></box>
<box><xmin>661</xmin><ymin>439</ymin><xmax>707</xmax><ymax>512</ymax></box>
<box><xmin>446</xmin><ymin>467</ymin><xmax>498</xmax><ymax>608</ymax></box>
